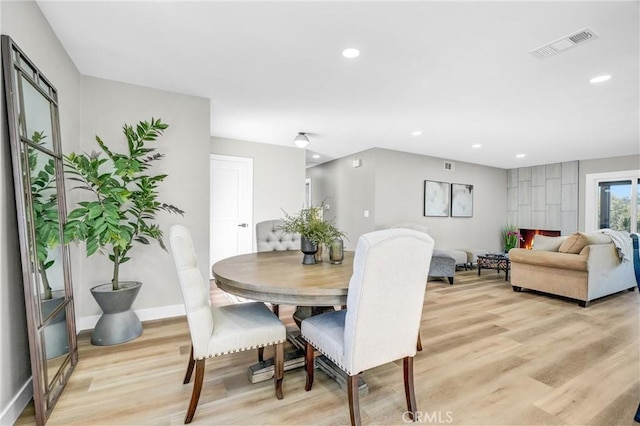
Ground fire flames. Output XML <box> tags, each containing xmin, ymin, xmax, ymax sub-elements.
<box><xmin>520</xmin><ymin>229</ymin><xmax>561</xmax><ymax>250</ymax></box>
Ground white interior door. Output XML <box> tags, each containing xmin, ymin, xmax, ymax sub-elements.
<box><xmin>210</xmin><ymin>154</ymin><xmax>253</xmax><ymax>276</ymax></box>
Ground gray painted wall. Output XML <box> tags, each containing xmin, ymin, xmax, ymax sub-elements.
<box><xmin>309</xmin><ymin>148</ymin><xmax>508</xmax><ymax>252</ymax></box>
<box><xmin>1</xmin><ymin>3</ymin><xmax>210</xmax><ymax>417</ymax></box>
<box><xmin>210</xmin><ymin>137</ymin><xmax>306</xmax><ymax>250</ymax></box>
<box><xmin>77</xmin><ymin>76</ymin><xmax>210</xmax><ymax>318</ymax></box>
<box><xmin>578</xmin><ymin>154</ymin><xmax>640</xmax><ymax>230</ymax></box>
<box><xmin>0</xmin><ymin>0</ymin><xmax>82</xmax><ymax>422</ymax></box>
<box><xmin>306</xmin><ymin>149</ymin><xmax>377</xmax><ymax>250</ymax></box>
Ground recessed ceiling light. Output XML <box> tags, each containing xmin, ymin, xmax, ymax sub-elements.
<box><xmin>411</xmin><ymin>130</ymin><xmax>422</xmax><ymax>136</ymax></box>
<box><xmin>472</xmin><ymin>144</ymin><xmax>482</xmax><ymax>148</ymax></box>
<box><xmin>590</xmin><ymin>74</ymin><xmax>611</xmax><ymax>84</ymax></box>
<box><xmin>516</xmin><ymin>154</ymin><xmax>526</xmax><ymax>158</ymax></box>
<box><xmin>342</xmin><ymin>48</ymin><xmax>360</xmax><ymax>59</ymax></box>
<box><xmin>312</xmin><ymin>154</ymin><xmax>320</xmax><ymax>159</ymax></box>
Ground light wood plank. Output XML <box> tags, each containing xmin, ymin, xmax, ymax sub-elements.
<box><xmin>15</xmin><ymin>270</ymin><xmax>639</xmax><ymax>425</ymax></box>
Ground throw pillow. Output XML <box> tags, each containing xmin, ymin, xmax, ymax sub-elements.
<box><xmin>558</xmin><ymin>232</ymin><xmax>590</xmax><ymax>254</ymax></box>
<box><xmin>585</xmin><ymin>232</ymin><xmax>612</xmax><ymax>245</ymax></box>
<box><xmin>532</xmin><ymin>235</ymin><xmax>568</xmax><ymax>252</ymax></box>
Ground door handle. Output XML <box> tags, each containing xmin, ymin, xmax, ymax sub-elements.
<box><xmin>237</xmin><ymin>223</ymin><xmax>248</xmax><ymax>228</ymax></box>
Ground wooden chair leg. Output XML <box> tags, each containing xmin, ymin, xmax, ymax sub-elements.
<box><xmin>272</xmin><ymin>304</ymin><xmax>280</xmax><ymax>317</ymax></box>
<box><xmin>348</xmin><ymin>374</ymin><xmax>361</xmax><ymax>426</ymax></box>
<box><xmin>183</xmin><ymin>345</ymin><xmax>195</xmax><ymax>384</ymax></box>
<box><xmin>274</xmin><ymin>342</ymin><xmax>284</xmax><ymax>399</ymax></box>
<box><xmin>403</xmin><ymin>357</ymin><xmax>417</xmax><ymax>421</ymax></box>
<box><xmin>185</xmin><ymin>359</ymin><xmax>205</xmax><ymax>424</ymax></box>
<box><xmin>258</xmin><ymin>347</ymin><xmax>265</xmax><ymax>363</ymax></box>
<box><xmin>304</xmin><ymin>341</ymin><xmax>315</xmax><ymax>391</ymax></box>
<box><xmin>416</xmin><ymin>332</ymin><xmax>422</xmax><ymax>352</ymax></box>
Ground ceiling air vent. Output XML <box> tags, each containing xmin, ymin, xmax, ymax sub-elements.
<box><xmin>529</xmin><ymin>28</ymin><xmax>598</xmax><ymax>59</ymax></box>
<box><xmin>443</xmin><ymin>161</ymin><xmax>455</xmax><ymax>172</ymax></box>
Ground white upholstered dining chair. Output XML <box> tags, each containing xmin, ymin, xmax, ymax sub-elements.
<box><xmin>256</xmin><ymin>219</ymin><xmax>301</xmax><ymax>252</ymax></box>
<box><xmin>392</xmin><ymin>223</ymin><xmax>432</xmax><ymax>351</ymax></box>
<box><xmin>255</xmin><ymin>219</ymin><xmax>301</xmax><ymax>318</ymax></box>
<box><xmin>169</xmin><ymin>225</ymin><xmax>286</xmax><ymax>424</ymax></box>
<box><xmin>301</xmin><ymin>229</ymin><xmax>434</xmax><ymax>425</ymax></box>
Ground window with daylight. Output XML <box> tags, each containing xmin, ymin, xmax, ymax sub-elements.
<box><xmin>586</xmin><ymin>171</ymin><xmax>640</xmax><ymax>233</ymax></box>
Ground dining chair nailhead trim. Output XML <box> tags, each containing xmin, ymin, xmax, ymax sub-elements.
<box><xmin>303</xmin><ymin>337</ymin><xmax>352</xmax><ymax>375</ymax></box>
<box><xmin>195</xmin><ymin>339</ymin><xmax>286</xmax><ymax>361</ymax></box>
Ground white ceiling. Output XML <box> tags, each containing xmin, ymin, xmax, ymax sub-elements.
<box><xmin>37</xmin><ymin>1</ymin><xmax>639</xmax><ymax>169</ymax></box>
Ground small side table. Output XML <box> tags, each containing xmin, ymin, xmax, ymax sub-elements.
<box><xmin>477</xmin><ymin>254</ymin><xmax>511</xmax><ymax>281</ymax></box>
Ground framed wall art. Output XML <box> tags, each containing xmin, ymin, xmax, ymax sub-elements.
<box><xmin>451</xmin><ymin>183</ymin><xmax>473</xmax><ymax>217</ymax></box>
<box><xmin>423</xmin><ymin>180</ymin><xmax>450</xmax><ymax>217</ymax></box>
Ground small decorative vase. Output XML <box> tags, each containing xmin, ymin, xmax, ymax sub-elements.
<box><xmin>315</xmin><ymin>244</ymin><xmax>323</xmax><ymax>263</ymax></box>
<box><xmin>300</xmin><ymin>237</ymin><xmax>318</xmax><ymax>265</ymax></box>
<box><xmin>329</xmin><ymin>239</ymin><xmax>344</xmax><ymax>264</ymax></box>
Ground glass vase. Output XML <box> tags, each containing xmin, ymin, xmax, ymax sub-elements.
<box><xmin>329</xmin><ymin>239</ymin><xmax>344</xmax><ymax>265</ymax></box>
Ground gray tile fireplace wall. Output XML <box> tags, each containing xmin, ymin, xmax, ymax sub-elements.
<box><xmin>507</xmin><ymin>161</ymin><xmax>578</xmax><ymax>235</ymax></box>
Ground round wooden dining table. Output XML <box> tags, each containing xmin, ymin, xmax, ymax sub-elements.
<box><xmin>211</xmin><ymin>249</ymin><xmax>365</xmax><ymax>391</ymax></box>
<box><xmin>212</xmin><ymin>250</ymin><xmax>354</xmax><ymax>307</ymax></box>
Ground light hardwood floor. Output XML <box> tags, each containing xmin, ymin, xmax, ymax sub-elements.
<box><xmin>17</xmin><ymin>270</ymin><xmax>640</xmax><ymax>425</ymax></box>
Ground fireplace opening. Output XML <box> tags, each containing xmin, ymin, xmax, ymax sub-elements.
<box><xmin>519</xmin><ymin>228</ymin><xmax>561</xmax><ymax>249</ymax></box>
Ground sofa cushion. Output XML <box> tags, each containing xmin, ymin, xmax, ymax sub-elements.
<box><xmin>509</xmin><ymin>248</ymin><xmax>588</xmax><ymax>272</ymax></box>
<box><xmin>558</xmin><ymin>232</ymin><xmax>613</xmax><ymax>254</ymax></box>
<box><xmin>585</xmin><ymin>232</ymin><xmax>613</xmax><ymax>245</ymax></box>
<box><xmin>559</xmin><ymin>232</ymin><xmax>591</xmax><ymax>254</ymax></box>
<box><xmin>532</xmin><ymin>235</ymin><xmax>568</xmax><ymax>252</ymax></box>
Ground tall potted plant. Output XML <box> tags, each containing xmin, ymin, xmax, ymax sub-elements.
<box><xmin>280</xmin><ymin>203</ymin><xmax>345</xmax><ymax>264</ymax></box>
<box><xmin>64</xmin><ymin>118</ymin><xmax>184</xmax><ymax>345</ymax></box>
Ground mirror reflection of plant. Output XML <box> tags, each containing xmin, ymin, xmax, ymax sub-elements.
<box><xmin>63</xmin><ymin>118</ymin><xmax>184</xmax><ymax>291</ymax></box>
<box><xmin>29</xmin><ymin>131</ymin><xmax>59</xmax><ymax>300</ymax></box>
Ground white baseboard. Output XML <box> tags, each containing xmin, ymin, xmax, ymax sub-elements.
<box><xmin>76</xmin><ymin>304</ymin><xmax>186</xmax><ymax>332</ymax></box>
<box><xmin>0</xmin><ymin>378</ymin><xmax>32</xmax><ymax>426</ymax></box>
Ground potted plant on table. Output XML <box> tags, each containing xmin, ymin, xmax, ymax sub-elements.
<box><xmin>280</xmin><ymin>202</ymin><xmax>346</xmax><ymax>265</ymax></box>
<box><xmin>64</xmin><ymin>118</ymin><xmax>184</xmax><ymax>346</ymax></box>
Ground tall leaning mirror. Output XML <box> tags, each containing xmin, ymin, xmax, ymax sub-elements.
<box><xmin>1</xmin><ymin>35</ymin><xmax>77</xmax><ymax>425</ymax></box>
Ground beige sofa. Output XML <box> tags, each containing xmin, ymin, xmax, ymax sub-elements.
<box><xmin>509</xmin><ymin>232</ymin><xmax>636</xmax><ymax>307</ymax></box>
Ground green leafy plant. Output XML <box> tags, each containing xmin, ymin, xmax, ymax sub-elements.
<box><xmin>501</xmin><ymin>223</ymin><xmax>523</xmax><ymax>252</ymax></box>
<box><xmin>29</xmin><ymin>131</ymin><xmax>59</xmax><ymax>299</ymax></box>
<box><xmin>63</xmin><ymin>118</ymin><xmax>184</xmax><ymax>291</ymax></box>
<box><xmin>280</xmin><ymin>202</ymin><xmax>346</xmax><ymax>247</ymax></box>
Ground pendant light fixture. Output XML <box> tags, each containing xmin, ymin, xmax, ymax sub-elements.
<box><xmin>293</xmin><ymin>132</ymin><xmax>310</xmax><ymax>148</ymax></box>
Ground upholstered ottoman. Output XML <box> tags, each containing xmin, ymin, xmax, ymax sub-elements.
<box><xmin>447</xmin><ymin>249</ymin><xmax>469</xmax><ymax>270</ymax></box>
<box><xmin>428</xmin><ymin>250</ymin><xmax>456</xmax><ymax>284</ymax></box>
<box><xmin>459</xmin><ymin>248</ymin><xmax>488</xmax><ymax>267</ymax></box>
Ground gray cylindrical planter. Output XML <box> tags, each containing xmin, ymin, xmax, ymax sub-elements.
<box><xmin>90</xmin><ymin>281</ymin><xmax>143</xmax><ymax>346</ymax></box>
<box><xmin>300</xmin><ymin>237</ymin><xmax>318</xmax><ymax>265</ymax></box>
<box><xmin>42</xmin><ymin>290</ymin><xmax>69</xmax><ymax>359</ymax></box>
